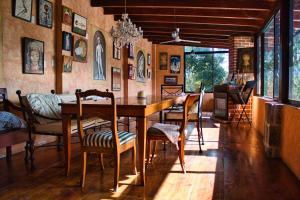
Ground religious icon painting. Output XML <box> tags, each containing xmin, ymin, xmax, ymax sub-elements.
<box><xmin>170</xmin><ymin>55</ymin><xmax>181</xmax><ymax>74</ymax></box>
<box><xmin>73</xmin><ymin>35</ymin><xmax>87</xmax><ymax>63</ymax></box>
<box><xmin>37</xmin><ymin>0</ymin><xmax>53</xmax><ymax>28</ymax></box>
<box><xmin>136</xmin><ymin>50</ymin><xmax>146</xmax><ymax>82</ymax></box>
<box><xmin>62</xmin><ymin>31</ymin><xmax>72</xmax><ymax>51</ymax></box>
<box><xmin>93</xmin><ymin>30</ymin><xmax>106</xmax><ymax>80</ymax></box>
<box><xmin>22</xmin><ymin>37</ymin><xmax>44</xmax><ymax>74</ymax></box>
<box><xmin>62</xmin><ymin>6</ymin><xmax>72</xmax><ymax>26</ymax></box>
<box><xmin>63</xmin><ymin>56</ymin><xmax>72</xmax><ymax>73</ymax></box>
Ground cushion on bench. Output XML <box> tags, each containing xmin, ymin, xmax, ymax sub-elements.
<box><xmin>0</xmin><ymin>111</ymin><xmax>27</xmax><ymax>130</ymax></box>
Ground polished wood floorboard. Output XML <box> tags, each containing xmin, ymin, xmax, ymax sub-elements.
<box><xmin>0</xmin><ymin>120</ymin><xmax>299</xmax><ymax>200</ymax></box>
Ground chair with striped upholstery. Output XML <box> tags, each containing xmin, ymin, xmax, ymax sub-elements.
<box><xmin>75</xmin><ymin>89</ymin><xmax>136</xmax><ymax>192</ymax></box>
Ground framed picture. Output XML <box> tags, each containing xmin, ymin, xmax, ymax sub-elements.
<box><xmin>164</xmin><ymin>76</ymin><xmax>178</xmax><ymax>85</ymax></box>
<box><xmin>62</xmin><ymin>6</ymin><xmax>72</xmax><ymax>26</ymax></box>
<box><xmin>159</xmin><ymin>52</ymin><xmax>168</xmax><ymax>70</ymax></box>
<box><xmin>147</xmin><ymin>53</ymin><xmax>151</xmax><ymax>65</ymax></box>
<box><xmin>136</xmin><ymin>50</ymin><xmax>146</xmax><ymax>82</ymax></box>
<box><xmin>237</xmin><ymin>48</ymin><xmax>254</xmax><ymax>73</ymax></box>
<box><xmin>22</xmin><ymin>37</ymin><xmax>44</xmax><ymax>74</ymax></box>
<box><xmin>37</xmin><ymin>0</ymin><xmax>53</xmax><ymax>28</ymax></box>
<box><xmin>93</xmin><ymin>30</ymin><xmax>106</xmax><ymax>80</ymax></box>
<box><xmin>128</xmin><ymin>64</ymin><xmax>136</xmax><ymax>80</ymax></box>
<box><xmin>63</xmin><ymin>56</ymin><xmax>72</xmax><ymax>73</ymax></box>
<box><xmin>147</xmin><ymin>69</ymin><xmax>151</xmax><ymax>80</ymax></box>
<box><xmin>170</xmin><ymin>55</ymin><xmax>181</xmax><ymax>74</ymax></box>
<box><xmin>113</xmin><ymin>43</ymin><xmax>121</xmax><ymax>60</ymax></box>
<box><xmin>12</xmin><ymin>0</ymin><xmax>33</xmax><ymax>22</ymax></box>
<box><xmin>112</xmin><ymin>67</ymin><xmax>121</xmax><ymax>91</ymax></box>
<box><xmin>72</xmin><ymin>13</ymin><xmax>87</xmax><ymax>36</ymax></box>
<box><xmin>62</xmin><ymin>31</ymin><xmax>72</xmax><ymax>51</ymax></box>
<box><xmin>128</xmin><ymin>43</ymin><xmax>134</xmax><ymax>59</ymax></box>
<box><xmin>73</xmin><ymin>36</ymin><xmax>87</xmax><ymax>63</ymax></box>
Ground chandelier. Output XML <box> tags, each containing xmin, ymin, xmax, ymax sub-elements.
<box><xmin>110</xmin><ymin>0</ymin><xmax>143</xmax><ymax>48</ymax></box>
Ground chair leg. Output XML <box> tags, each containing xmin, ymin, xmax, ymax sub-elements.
<box><xmin>24</xmin><ymin>142</ymin><xmax>29</xmax><ymax>162</ymax></box>
<box><xmin>98</xmin><ymin>153</ymin><xmax>104</xmax><ymax>171</ymax></box>
<box><xmin>29</xmin><ymin>140</ymin><xmax>35</xmax><ymax>169</ymax></box>
<box><xmin>81</xmin><ymin>152</ymin><xmax>87</xmax><ymax>188</ymax></box>
<box><xmin>200</xmin><ymin>117</ymin><xmax>204</xmax><ymax>145</ymax></box>
<box><xmin>178</xmin><ymin>140</ymin><xmax>186</xmax><ymax>173</ymax></box>
<box><xmin>6</xmin><ymin>146</ymin><xmax>12</xmax><ymax>162</ymax></box>
<box><xmin>114</xmin><ymin>153</ymin><xmax>120</xmax><ymax>192</ymax></box>
<box><xmin>196</xmin><ymin>121</ymin><xmax>202</xmax><ymax>153</ymax></box>
<box><xmin>146</xmin><ymin>139</ymin><xmax>151</xmax><ymax>166</ymax></box>
<box><xmin>132</xmin><ymin>144</ymin><xmax>137</xmax><ymax>175</ymax></box>
<box><xmin>151</xmin><ymin>141</ymin><xmax>157</xmax><ymax>163</ymax></box>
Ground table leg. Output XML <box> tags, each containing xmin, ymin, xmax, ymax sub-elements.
<box><xmin>62</xmin><ymin>114</ymin><xmax>71</xmax><ymax>176</ymax></box>
<box><xmin>6</xmin><ymin>146</ymin><xmax>12</xmax><ymax>162</ymax></box>
<box><xmin>136</xmin><ymin>117</ymin><xmax>147</xmax><ymax>186</ymax></box>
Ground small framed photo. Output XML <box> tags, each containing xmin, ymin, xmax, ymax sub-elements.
<box><xmin>170</xmin><ymin>55</ymin><xmax>181</xmax><ymax>74</ymax></box>
<box><xmin>72</xmin><ymin>13</ymin><xmax>87</xmax><ymax>36</ymax></box>
<box><xmin>128</xmin><ymin>64</ymin><xmax>136</xmax><ymax>80</ymax></box>
<box><xmin>164</xmin><ymin>76</ymin><xmax>178</xmax><ymax>85</ymax></box>
<box><xmin>147</xmin><ymin>53</ymin><xmax>151</xmax><ymax>65</ymax></box>
<box><xmin>73</xmin><ymin>36</ymin><xmax>88</xmax><ymax>63</ymax></box>
<box><xmin>128</xmin><ymin>43</ymin><xmax>134</xmax><ymax>59</ymax></box>
<box><xmin>37</xmin><ymin>0</ymin><xmax>53</xmax><ymax>28</ymax></box>
<box><xmin>62</xmin><ymin>31</ymin><xmax>72</xmax><ymax>51</ymax></box>
<box><xmin>159</xmin><ymin>52</ymin><xmax>168</xmax><ymax>70</ymax></box>
<box><xmin>13</xmin><ymin>0</ymin><xmax>33</xmax><ymax>22</ymax></box>
<box><xmin>22</xmin><ymin>37</ymin><xmax>44</xmax><ymax>75</ymax></box>
<box><xmin>147</xmin><ymin>69</ymin><xmax>151</xmax><ymax>80</ymax></box>
<box><xmin>113</xmin><ymin>43</ymin><xmax>121</xmax><ymax>60</ymax></box>
<box><xmin>112</xmin><ymin>67</ymin><xmax>121</xmax><ymax>91</ymax></box>
<box><xmin>62</xmin><ymin>6</ymin><xmax>72</xmax><ymax>26</ymax></box>
<box><xmin>63</xmin><ymin>56</ymin><xmax>72</xmax><ymax>73</ymax></box>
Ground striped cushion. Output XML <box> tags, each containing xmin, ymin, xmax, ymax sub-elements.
<box><xmin>83</xmin><ymin>130</ymin><xmax>136</xmax><ymax>148</ymax></box>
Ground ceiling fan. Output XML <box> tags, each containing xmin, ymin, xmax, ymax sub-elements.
<box><xmin>160</xmin><ymin>28</ymin><xmax>201</xmax><ymax>44</ymax></box>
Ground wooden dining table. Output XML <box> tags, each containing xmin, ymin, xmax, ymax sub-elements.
<box><xmin>61</xmin><ymin>95</ymin><xmax>184</xmax><ymax>186</ymax></box>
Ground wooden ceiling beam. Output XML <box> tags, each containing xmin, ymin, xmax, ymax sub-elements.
<box><xmin>91</xmin><ymin>0</ymin><xmax>274</xmax><ymax>11</ymax></box>
<box><xmin>152</xmin><ymin>41</ymin><xmax>231</xmax><ymax>48</ymax></box>
<box><xmin>143</xmin><ymin>34</ymin><xmax>230</xmax><ymax>41</ymax></box>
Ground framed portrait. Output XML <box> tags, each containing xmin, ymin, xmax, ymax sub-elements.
<box><xmin>147</xmin><ymin>53</ymin><xmax>151</xmax><ymax>65</ymax></box>
<box><xmin>62</xmin><ymin>31</ymin><xmax>72</xmax><ymax>51</ymax></box>
<box><xmin>112</xmin><ymin>67</ymin><xmax>121</xmax><ymax>91</ymax></box>
<box><xmin>147</xmin><ymin>69</ymin><xmax>151</xmax><ymax>80</ymax></box>
<box><xmin>159</xmin><ymin>52</ymin><xmax>168</xmax><ymax>70</ymax></box>
<box><xmin>93</xmin><ymin>30</ymin><xmax>106</xmax><ymax>80</ymax></box>
<box><xmin>72</xmin><ymin>13</ymin><xmax>87</xmax><ymax>36</ymax></box>
<box><xmin>136</xmin><ymin>51</ymin><xmax>146</xmax><ymax>82</ymax></box>
<box><xmin>22</xmin><ymin>37</ymin><xmax>44</xmax><ymax>74</ymax></box>
<box><xmin>170</xmin><ymin>55</ymin><xmax>181</xmax><ymax>74</ymax></box>
<box><xmin>62</xmin><ymin>6</ymin><xmax>72</xmax><ymax>26</ymax></box>
<box><xmin>63</xmin><ymin>56</ymin><xmax>72</xmax><ymax>73</ymax></box>
<box><xmin>12</xmin><ymin>0</ymin><xmax>33</xmax><ymax>22</ymax></box>
<box><xmin>113</xmin><ymin>43</ymin><xmax>121</xmax><ymax>60</ymax></box>
<box><xmin>73</xmin><ymin>36</ymin><xmax>87</xmax><ymax>63</ymax></box>
<box><xmin>37</xmin><ymin>0</ymin><xmax>53</xmax><ymax>28</ymax></box>
<box><xmin>128</xmin><ymin>43</ymin><xmax>134</xmax><ymax>59</ymax></box>
<box><xmin>237</xmin><ymin>48</ymin><xmax>254</xmax><ymax>73</ymax></box>
<box><xmin>128</xmin><ymin>64</ymin><xmax>136</xmax><ymax>80</ymax></box>
<box><xmin>164</xmin><ymin>76</ymin><xmax>178</xmax><ymax>85</ymax></box>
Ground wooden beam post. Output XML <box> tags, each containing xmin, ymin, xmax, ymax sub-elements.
<box><xmin>55</xmin><ymin>0</ymin><xmax>63</xmax><ymax>94</ymax></box>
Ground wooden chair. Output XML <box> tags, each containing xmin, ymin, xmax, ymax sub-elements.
<box><xmin>0</xmin><ymin>88</ymin><xmax>30</xmax><ymax>163</ymax></box>
<box><xmin>75</xmin><ymin>89</ymin><xmax>137</xmax><ymax>192</ymax></box>
<box><xmin>146</xmin><ymin>94</ymin><xmax>199</xmax><ymax>173</ymax></box>
<box><xmin>164</xmin><ymin>83</ymin><xmax>205</xmax><ymax>152</ymax></box>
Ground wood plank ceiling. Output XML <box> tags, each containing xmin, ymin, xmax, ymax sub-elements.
<box><xmin>91</xmin><ymin>0</ymin><xmax>279</xmax><ymax>48</ymax></box>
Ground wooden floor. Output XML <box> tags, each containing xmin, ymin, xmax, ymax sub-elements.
<box><xmin>0</xmin><ymin>120</ymin><xmax>300</xmax><ymax>200</ymax></box>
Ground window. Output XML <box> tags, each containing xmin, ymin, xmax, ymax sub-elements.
<box><xmin>290</xmin><ymin>0</ymin><xmax>300</xmax><ymax>101</ymax></box>
<box><xmin>274</xmin><ymin>11</ymin><xmax>281</xmax><ymax>98</ymax></box>
<box><xmin>257</xmin><ymin>36</ymin><xmax>262</xmax><ymax>95</ymax></box>
<box><xmin>263</xmin><ymin>18</ymin><xmax>275</xmax><ymax>97</ymax></box>
<box><xmin>184</xmin><ymin>47</ymin><xmax>229</xmax><ymax>92</ymax></box>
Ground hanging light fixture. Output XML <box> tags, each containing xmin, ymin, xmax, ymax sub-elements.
<box><xmin>110</xmin><ymin>0</ymin><xmax>143</xmax><ymax>48</ymax></box>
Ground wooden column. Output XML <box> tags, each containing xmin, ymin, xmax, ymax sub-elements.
<box><xmin>279</xmin><ymin>0</ymin><xmax>290</xmax><ymax>103</ymax></box>
<box><xmin>55</xmin><ymin>0</ymin><xmax>63</xmax><ymax>94</ymax></box>
<box><xmin>123</xmin><ymin>46</ymin><xmax>129</xmax><ymax>98</ymax></box>
<box><xmin>254</xmin><ymin>35</ymin><xmax>258</xmax><ymax>95</ymax></box>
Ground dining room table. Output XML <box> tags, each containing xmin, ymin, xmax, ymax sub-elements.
<box><xmin>60</xmin><ymin>94</ymin><xmax>186</xmax><ymax>186</ymax></box>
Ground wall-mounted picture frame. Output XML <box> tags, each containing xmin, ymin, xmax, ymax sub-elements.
<box><xmin>62</xmin><ymin>5</ymin><xmax>72</xmax><ymax>26</ymax></box>
<box><xmin>128</xmin><ymin>43</ymin><xmax>134</xmax><ymax>59</ymax></box>
<box><xmin>62</xmin><ymin>31</ymin><xmax>72</xmax><ymax>51</ymax></box>
<box><xmin>170</xmin><ymin>55</ymin><xmax>181</xmax><ymax>74</ymax></box>
<box><xmin>164</xmin><ymin>76</ymin><xmax>178</xmax><ymax>85</ymax></box>
<box><xmin>73</xmin><ymin>36</ymin><xmax>87</xmax><ymax>63</ymax></box>
<box><xmin>72</xmin><ymin>13</ymin><xmax>87</xmax><ymax>36</ymax></box>
<box><xmin>147</xmin><ymin>53</ymin><xmax>151</xmax><ymax>65</ymax></box>
<box><xmin>22</xmin><ymin>37</ymin><xmax>44</xmax><ymax>75</ymax></box>
<box><xmin>159</xmin><ymin>52</ymin><xmax>168</xmax><ymax>70</ymax></box>
<box><xmin>237</xmin><ymin>47</ymin><xmax>254</xmax><ymax>73</ymax></box>
<box><xmin>113</xmin><ymin>43</ymin><xmax>121</xmax><ymax>60</ymax></box>
<box><xmin>112</xmin><ymin>67</ymin><xmax>121</xmax><ymax>91</ymax></box>
<box><xmin>37</xmin><ymin>0</ymin><xmax>53</xmax><ymax>28</ymax></box>
<box><xmin>13</xmin><ymin>0</ymin><xmax>33</xmax><ymax>22</ymax></box>
<box><xmin>136</xmin><ymin>50</ymin><xmax>146</xmax><ymax>82</ymax></box>
<box><xmin>63</xmin><ymin>55</ymin><xmax>72</xmax><ymax>73</ymax></box>
<box><xmin>93</xmin><ymin>30</ymin><xmax>106</xmax><ymax>80</ymax></box>
<box><xmin>147</xmin><ymin>68</ymin><xmax>151</xmax><ymax>80</ymax></box>
<box><xmin>128</xmin><ymin>64</ymin><xmax>136</xmax><ymax>80</ymax></box>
